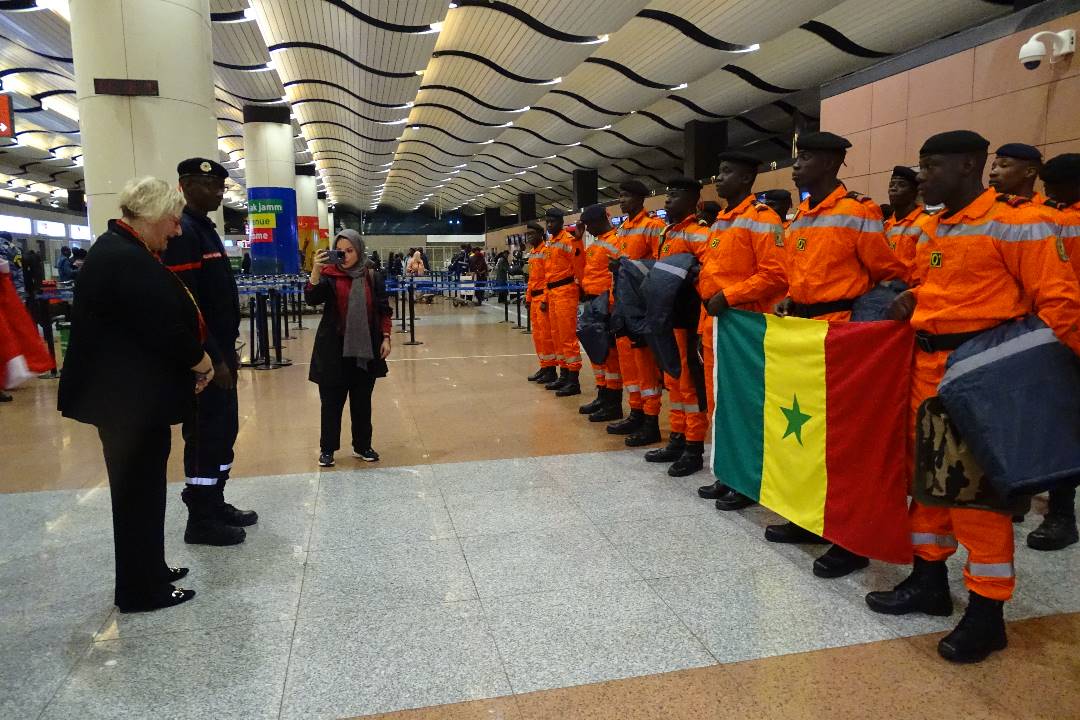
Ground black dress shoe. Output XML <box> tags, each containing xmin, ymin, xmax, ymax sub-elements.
<box><xmin>698</xmin><ymin>481</ymin><xmax>727</xmax><ymax>499</ymax></box>
<box><xmin>715</xmin><ymin>489</ymin><xmax>755</xmax><ymax>511</ymax></box>
<box><xmin>764</xmin><ymin>521</ymin><xmax>829</xmax><ymax>544</ymax></box>
<box><xmin>813</xmin><ymin>544</ymin><xmax>870</xmax><ymax>578</ymax></box>
<box><xmin>166</xmin><ymin>567</ymin><xmax>189</xmax><ymax>583</ymax></box>
<box><xmin>118</xmin><ymin>587</ymin><xmax>196</xmax><ymax>614</ymax></box>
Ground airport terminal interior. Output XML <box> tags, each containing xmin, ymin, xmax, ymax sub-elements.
<box><xmin>3</xmin><ymin>0</ymin><xmax>1080</xmax><ymax>718</ymax></box>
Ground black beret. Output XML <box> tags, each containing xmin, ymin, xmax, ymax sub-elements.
<box><xmin>716</xmin><ymin>151</ymin><xmax>761</xmax><ymax>168</ymax></box>
<box><xmin>995</xmin><ymin>143</ymin><xmax>1042</xmax><ymax>162</ymax></box>
<box><xmin>919</xmin><ymin>130</ymin><xmax>989</xmax><ymax>156</ymax></box>
<box><xmin>578</xmin><ymin>204</ymin><xmax>608</xmax><ymax>224</ymax></box>
<box><xmin>177</xmin><ymin>157</ymin><xmax>229</xmax><ymax>180</ymax></box>
<box><xmin>618</xmin><ymin>180</ymin><xmax>650</xmax><ymax>197</ymax></box>
<box><xmin>1040</xmin><ymin>153</ymin><xmax>1080</xmax><ymax>184</ymax></box>
<box><xmin>667</xmin><ymin>176</ymin><xmax>702</xmax><ymax>193</ymax></box>
<box><xmin>544</xmin><ymin>207</ymin><xmax>565</xmax><ymax>218</ymax></box>
<box><xmin>891</xmin><ymin>165</ymin><xmax>918</xmax><ymax>184</ymax></box>
<box><xmin>796</xmin><ymin>131</ymin><xmax>851</xmax><ymax>152</ymax></box>
<box><xmin>760</xmin><ymin>189</ymin><xmax>792</xmax><ymax>202</ymax></box>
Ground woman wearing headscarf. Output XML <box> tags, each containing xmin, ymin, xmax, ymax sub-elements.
<box><xmin>307</xmin><ymin>229</ymin><xmax>392</xmax><ymax>467</ymax></box>
<box><xmin>58</xmin><ymin>176</ymin><xmax>212</xmax><ymax>613</ymax></box>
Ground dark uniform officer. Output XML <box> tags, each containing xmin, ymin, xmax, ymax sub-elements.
<box><xmin>164</xmin><ymin>158</ymin><xmax>257</xmax><ymax>545</ymax></box>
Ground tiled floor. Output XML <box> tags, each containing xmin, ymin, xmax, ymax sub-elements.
<box><xmin>2</xmin><ymin>298</ymin><xmax>1079</xmax><ymax>719</ymax></box>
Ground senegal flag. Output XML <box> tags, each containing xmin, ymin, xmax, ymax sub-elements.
<box><xmin>711</xmin><ymin>310</ymin><xmax>914</xmax><ymax>564</ymax></box>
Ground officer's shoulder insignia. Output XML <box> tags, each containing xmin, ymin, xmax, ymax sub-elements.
<box><xmin>930</xmin><ymin>250</ymin><xmax>944</xmax><ymax>268</ymax></box>
<box><xmin>1057</xmin><ymin>236</ymin><xmax>1071</xmax><ymax>263</ymax></box>
<box><xmin>997</xmin><ymin>193</ymin><xmax>1028</xmax><ymax>208</ymax></box>
<box><xmin>844</xmin><ymin>191</ymin><xmax>874</xmax><ymax>205</ymax></box>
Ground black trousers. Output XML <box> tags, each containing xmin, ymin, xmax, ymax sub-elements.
<box><xmin>319</xmin><ymin>366</ymin><xmax>377</xmax><ymax>453</ymax></box>
<box><xmin>1048</xmin><ymin>484</ymin><xmax>1078</xmax><ymax>518</ymax></box>
<box><xmin>181</xmin><ymin>375</ymin><xmax>239</xmax><ymax>485</ymax></box>
<box><xmin>98</xmin><ymin>423</ymin><xmax>172</xmax><ymax>606</ymax></box>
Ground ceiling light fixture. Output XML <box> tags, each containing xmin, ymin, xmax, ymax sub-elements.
<box><xmin>426</xmin><ymin>21</ymin><xmax>444</xmax><ymax>33</ymax></box>
<box><xmin>671</xmin><ymin>82</ymin><xmax>689</xmax><ymax>91</ymax></box>
<box><xmin>539</xmin><ymin>77</ymin><xmax>563</xmax><ymax>86</ymax></box>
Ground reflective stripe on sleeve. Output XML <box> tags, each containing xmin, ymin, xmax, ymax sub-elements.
<box><xmin>937</xmin><ymin>220</ymin><xmax>1059</xmax><ymax>243</ymax></box>
<box><xmin>787</xmin><ymin>214</ymin><xmax>881</xmax><ymax>233</ymax></box>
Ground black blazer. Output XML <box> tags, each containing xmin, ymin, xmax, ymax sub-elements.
<box><xmin>305</xmin><ymin>270</ymin><xmax>391</xmax><ymax>386</ymax></box>
<box><xmin>58</xmin><ymin>221</ymin><xmax>206</xmax><ymax>427</ymax></box>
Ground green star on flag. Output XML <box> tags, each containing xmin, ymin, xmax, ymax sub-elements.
<box><xmin>780</xmin><ymin>393</ymin><xmax>811</xmax><ymax>445</ymax></box>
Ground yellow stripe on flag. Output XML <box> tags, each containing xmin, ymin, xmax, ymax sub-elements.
<box><xmin>760</xmin><ymin>315</ymin><xmax>828</xmax><ymax>535</ymax></box>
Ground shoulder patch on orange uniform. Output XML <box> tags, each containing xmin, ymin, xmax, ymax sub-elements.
<box><xmin>997</xmin><ymin>193</ymin><xmax>1028</xmax><ymax>208</ymax></box>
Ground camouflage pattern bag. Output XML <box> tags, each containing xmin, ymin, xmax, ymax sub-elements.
<box><xmin>913</xmin><ymin>397</ymin><xmax>1030</xmax><ymax>515</ymax></box>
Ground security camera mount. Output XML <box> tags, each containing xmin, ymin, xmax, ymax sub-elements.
<box><xmin>1023</xmin><ymin>29</ymin><xmax>1076</xmax><ymax>65</ymax></box>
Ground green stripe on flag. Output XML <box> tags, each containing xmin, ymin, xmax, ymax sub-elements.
<box><xmin>710</xmin><ymin>310</ymin><xmax>766</xmax><ymax>500</ymax></box>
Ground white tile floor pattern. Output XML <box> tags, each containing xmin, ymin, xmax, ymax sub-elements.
<box><xmin>2</xmin><ymin>451</ymin><xmax>1077</xmax><ymax>719</ymax></box>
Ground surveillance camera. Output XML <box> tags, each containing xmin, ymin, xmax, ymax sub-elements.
<box><xmin>1019</xmin><ymin>29</ymin><xmax>1076</xmax><ymax>70</ymax></box>
<box><xmin>1019</xmin><ymin>38</ymin><xmax>1046</xmax><ymax>70</ymax></box>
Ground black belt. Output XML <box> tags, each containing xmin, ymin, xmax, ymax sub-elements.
<box><xmin>791</xmin><ymin>298</ymin><xmax>856</xmax><ymax>318</ymax></box>
<box><xmin>915</xmin><ymin>329</ymin><xmax>983</xmax><ymax>353</ymax></box>
<box><xmin>529</xmin><ymin>289</ymin><xmax>544</xmax><ymax>298</ymax></box>
<box><xmin>547</xmin><ymin>276</ymin><xmax>574</xmax><ymax>289</ymax></box>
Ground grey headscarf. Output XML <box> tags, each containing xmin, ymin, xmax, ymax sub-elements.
<box><xmin>336</xmin><ymin>229</ymin><xmax>374</xmax><ymax>368</ymax></box>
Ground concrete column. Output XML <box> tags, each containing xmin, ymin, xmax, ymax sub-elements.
<box><xmin>295</xmin><ymin>164</ymin><xmax>318</xmax><ymax>272</ymax></box>
<box><xmin>70</xmin><ymin>0</ymin><xmax>219</xmax><ymax>236</ymax></box>
<box><xmin>572</xmin><ymin>169</ymin><xmax>598</xmax><ymax>211</ymax></box>
<box><xmin>684</xmin><ymin>120</ymin><xmax>728</xmax><ymax>182</ymax></box>
<box><xmin>243</xmin><ymin>104</ymin><xmax>297</xmax><ymax>274</ymax></box>
<box><xmin>317</xmin><ymin>191</ymin><xmax>329</xmax><ymax>251</ymax></box>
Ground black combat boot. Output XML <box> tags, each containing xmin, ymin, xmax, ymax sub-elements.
<box><xmin>937</xmin><ymin>591</ymin><xmax>1007</xmax><ymax>663</ymax></box>
<box><xmin>698</xmin><ymin>480</ymin><xmax>727</xmax><ymax>499</ymax></box>
<box><xmin>579</xmin><ymin>387</ymin><xmax>605</xmax><ymax>414</ymax></box>
<box><xmin>812</xmin><ymin>544</ymin><xmax>870</xmax><ymax>578</ymax></box>
<box><xmin>715</xmin><ymin>487</ymin><xmax>755</xmax><ymax>511</ymax></box>
<box><xmin>625</xmin><ymin>414</ymin><xmax>661</xmax><ymax>447</ymax></box>
<box><xmin>527</xmin><ymin>367</ymin><xmax>547</xmax><ymax>382</ymax></box>
<box><xmin>182</xmin><ymin>485</ymin><xmax>246</xmax><ymax>546</ymax></box>
<box><xmin>667</xmin><ymin>440</ymin><xmax>704</xmax><ymax>477</ymax></box>
<box><xmin>214</xmin><ymin>478</ymin><xmax>258</xmax><ymax>527</ymax></box>
<box><xmin>1027</xmin><ymin>514</ymin><xmax>1079</xmax><ymax>551</ymax></box>
<box><xmin>645</xmin><ymin>432</ymin><xmax>685</xmax><ymax>463</ymax></box>
<box><xmin>589</xmin><ymin>388</ymin><xmax>623</xmax><ymax>422</ymax></box>
<box><xmin>534</xmin><ymin>366</ymin><xmax>558</xmax><ymax>385</ymax></box>
<box><xmin>545</xmin><ymin>368</ymin><xmax>568</xmax><ymax>391</ymax></box>
<box><xmin>764</xmin><ymin>521</ymin><xmax>829</xmax><ymax>544</ymax></box>
<box><xmin>865</xmin><ymin>557</ymin><xmax>953</xmax><ymax>616</ymax></box>
<box><xmin>607</xmin><ymin>408</ymin><xmax>644</xmax><ymax>435</ymax></box>
<box><xmin>555</xmin><ymin>370</ymin><xmax>581</xmax><ymax>397</ymax></box>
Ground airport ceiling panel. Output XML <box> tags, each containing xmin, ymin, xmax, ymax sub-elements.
<box><xmin>0</xmin><ymin>0</ymin><xmax>1014</xmax><ymax>214</ymax></box>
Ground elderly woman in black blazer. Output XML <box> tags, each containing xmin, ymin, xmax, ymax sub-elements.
<box><xmin>59</xmin><ymin>177</ymin><xmax>213</xmax><ymax>613</ymax></box>
<box><xmin>306</xmin><ymin>229</ymin><xmax>392</xmax><ymax>468</ymax></box>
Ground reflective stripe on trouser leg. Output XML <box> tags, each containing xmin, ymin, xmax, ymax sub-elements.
<box><xmin>531</xmin><ymin>300</ymin><xmax>558</xmax><ymax>367</ymax></box>
<box><xmin>604</xmin><ymin>344</ymin><xmax>623</xmax><ymax>389</ymax></box>
<box><xmin>677</xmin><ymin>329</ymin><xmax>707</xmax><ymax>442</ymax></box>
<box><xmin>617</xmin><ymin>336</ymin><xmax>642</xmax><ymax>409</ymax></box>
<box><xmin>665</xmin><ymin>370</ymin><xmax>686</xmax><ymax>433</ymax></box>
<box><xmin>953</xmin><ymin>506</ymin><xmax>1016</xmax><ymax>601</ymax></box>
<box><xmin>591</xmin><ymin>361</ymin><xmax>606</xmax><ymax>389</ymax></box>
<box><xmin>550</xmin><ymin>284</ymin><xmax>582</xmax><ymax>371</ymax></box>
<box><xmin>634</xmin><ymin>345</ymin><xmax>662</xmax><ymax>416</ymax></box>
<box><xmin>186</xmin><ymin>476</ymin><xmax>219</xmax><ymax>486</ymax></box>
<box><xmin>909</xmin><ymin>502</ymin><xmax>958</xmax><ymax>562</ymax></box>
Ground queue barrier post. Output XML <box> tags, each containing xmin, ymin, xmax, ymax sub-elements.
<box><xmin>241</xmin><ymin>295</ymin><xmax>259</xmax><ymax>366</ymax></box>
<box><xmin>524</xmin><ymin>294</ymin><xmax>532</xmax><ymax>334</ymax></box>
<box><xmin>255</xmin><ymin>291</ymin><xmax>272</xmax><ymax>369</ymax></box>
<box><xmin>403</xmin><ymin>281</ymin><xmax>423</xmax><ymax>346</ymax></box>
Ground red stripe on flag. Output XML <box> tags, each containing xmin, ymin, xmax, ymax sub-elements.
<box><xmin>823</xmin><ymin>321</ymin><xmax>914</xmax><ymax>564</ymax></box>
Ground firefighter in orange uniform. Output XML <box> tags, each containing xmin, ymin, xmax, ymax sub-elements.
<box><xmin>524</xmin><ymin>222</ymin><xmax>557</xmax><ymax>385</ymax></box>
<box><xmin>645</xmin><ymin>177</ymin><xmax>711</xmax><ymax>475</ymax></box>
<box><xmin>883</xmin><ymin>165</ymin><xmax>924</xmax><ymax>276</ymax></box>
<box><xmin>695</xmin><ymin>152</ymin><xmax>788</xmax><ymax>504</ymax></box>
<box><xmin>769</xmin><ymin>131</ymin><xmax>908</xmax><ymax>579</ymax></box>
<box><xmin>543</xmin><ymin>207</ymin><xmax>585</xmax><ymax>396</ymax></box>
<box><xmin>989</xmin><ymin>143</ymin><xmax>1046</xmax><ymax>205</ymax></box>
<box><xmin>611</xmin><ymin>181</ymin><xmax>666</xmax><ymax>445</ymax></box>
<box><xmin>866</xmin><ymin>131</ymin><xmax>1080</xmax><ymax>664</ymax></box>
<box><xmin>1024</xmin><ymin>153</ymin><xmax>1080</xmax><ymax>552</ymax></box>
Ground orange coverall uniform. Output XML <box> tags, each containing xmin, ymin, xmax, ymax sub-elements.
<box><xmin>696</xmin><ymin>196</ymin><xmax>788</xmax><ymax>418</ymax></box>
<box><xmin>581</xmin><ymin>228</ymin><xmax>623</xmax><ymax>391</ymax></box>
<box><xmin>908</xmin><ymin>189</ymin><xmax>1080</xmax><ymax>601</ymax></box>
<box><xmin>657</xmin><ymin>215</ymin><xmax>711</xmax><ymax>443</ymax></box>
<box><xmin>1053</xmin><ymin>200</ymin><xmax>1080</xmax><ymax>280</ymax></box>
<box><xmin>616</xmin><ymin>210</ymin><xmax>665</xmax><ymax>416</ymax></box>
<box><xmin>545</xmin><ymin>228</ymin><xmax>585</xmax><ymax>372</ymax></box>
<box><xmin>884</xmin><ymin>204</ymin><xmax>925</xmax><ymax>280</ymax></box>
<box><xmin>526</xmin><ymin>242</ymin><xmax>556</xmax><ymax>370</ymax></box>
<box><xmin>784</xmin><ymin>184</ymin><xmax>908</xmax><ymax>321</ymax></box>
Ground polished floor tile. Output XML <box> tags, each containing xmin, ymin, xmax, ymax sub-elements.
<box><xmin>309</xmin><ymin>493</ymin><xmax>456</xmax><ymax>550</ymax></box>
<box><xmin>281</xmin><ymin>602</ymin><xmax>510</xmax><ymax>720</ymax></box>
<box><xmin>443</xmin><ymin>486</ymin><xmax>592</xmax><ymax>537</ymax></box>
<box><xmin>483</xmin><ymin>580</ymin><xmax>714</xmax><ymax>694</ymax></box>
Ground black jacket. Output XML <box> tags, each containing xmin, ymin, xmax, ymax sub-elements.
<box><xmin>161</xmin><ymin>207</ymin><xmax>240</xmax><ymax>366</ymax></box>
<box><xmin>58</xmin><ymin>221</ymin><xmax>205</xmax><ymax>427</ymax></box>
<box><xmin>305</xmin><ymin>269</ymin><xmax>392</xmax><ymax>385</ymax></box>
